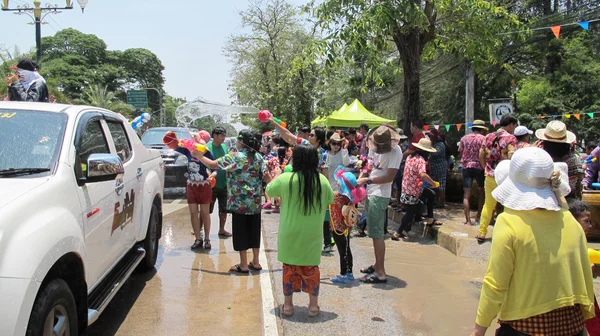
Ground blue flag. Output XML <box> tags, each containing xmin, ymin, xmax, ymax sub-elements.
<box><xmin>579</xmin><ymin>21</ymin><xmax>589</xmax><ymax>30</ymax></box>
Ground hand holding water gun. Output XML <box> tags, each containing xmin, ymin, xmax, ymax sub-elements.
<box><xmin>179</xmin><ymin>138</ymin><xmax>207</xmax><ymax>153</ymax></box>
<box><xmin>419</xmin><ymin>180</ymin><xmax>440</xmax><ymax>189</ymax></box>
<box><xmin>582</xmin><ymin>155</ymin><xmax>597</xmax><ymax>165</ymax></box>
<box><xmin>258</xmin><ymin>110</ymin><xmax>287</xmax><ymax>128</ymax></box>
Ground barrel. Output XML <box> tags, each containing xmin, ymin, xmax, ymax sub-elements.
<box><xmin>582</xmin><ymin>190</ymin><xmax>600</xmax><ymax>240</ymax></box>
<box><xmin>446</xmin><ymin>170</ymin><xmax>482</xmax><ymax>210</ymax></box>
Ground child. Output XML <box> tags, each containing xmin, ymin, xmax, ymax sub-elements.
<box><xmin>266</xmin><ymin>144</ymin><xmax>334</xmax><ymax>317</ymax></box>
<box><xmin>568</xmin><ymin>199</ymin><xmax>600</xmax><ymax>336</ymax></box>
<box><xmin>329</xmin><ymin>166</ymin><xmax>365</xmax><ymax>283</ymax></box>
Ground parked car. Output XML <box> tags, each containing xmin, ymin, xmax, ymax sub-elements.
<box><xmin>0</xmin><ymin>101</ymin><xmax>165</xmax><ymax>335</ymax></box>
<box><xmin>141</xmin><ymin>127</ymin><xmax>198</xmax><ymax>189</ymax></box>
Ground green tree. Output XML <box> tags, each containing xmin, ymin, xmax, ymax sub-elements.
<box><xmin>78</xmin><ymin>84</ymin><xmax>135</xmax><ymax>117</ymax></box>
<box><xmin>314</xmin><ymin>0</ymin><xmax>521</xmax><ymax>132</ymax></box>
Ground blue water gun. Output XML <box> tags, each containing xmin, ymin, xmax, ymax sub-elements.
<box><xmin>582</xmin><ymin>155</ymin><xmax>597</xmax><ymax>165</ymax></box>
<box><xmin>591</xmin><ymin>183</ymin><xmax>600</xmax><ymax>190</ymax></box>
<box><xmin>419</xmin><ymin>180</ymin><xmax>440</xmax><ymax>189</ymax></box>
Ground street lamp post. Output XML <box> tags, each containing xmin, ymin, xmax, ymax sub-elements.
<box><xmin>1</xmin><ymin>0</ymin><xmax>88</xmax><ymax>63</ymax></box>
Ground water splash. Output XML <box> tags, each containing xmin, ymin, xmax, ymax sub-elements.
<box><xmin>175</xmin><ymin>97</ymin><xmax>258</xmax><ymax>128</ymax></box>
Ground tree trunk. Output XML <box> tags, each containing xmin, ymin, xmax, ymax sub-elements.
<box><xmin>394</xmin><ymin>28</ymin><xmax>422</xmax><ymax>135</ymax></box>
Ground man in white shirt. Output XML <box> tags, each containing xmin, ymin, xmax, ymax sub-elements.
<box><xmin>357</xmin><ymin>124</ymin><xmax>403</xmax><ymax>283</ymax></box>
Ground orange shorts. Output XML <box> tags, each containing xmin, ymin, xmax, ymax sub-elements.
<box><xmin>282</xmin><ymin>264</ymin><xmax>320</xmax><ymax>297</ymax></box>
<box><xmin>186</xmin><ymin>182</ymin><xmax>212</xmax><ymax>204</ymax></box>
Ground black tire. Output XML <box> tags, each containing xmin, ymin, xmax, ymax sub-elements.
<box><xmin>27</xmin><ymin>278</ymin><xmax>79</xmax><ymax>336</ymax></box>
<box><xmin>138</xmin><ymin>203</ymin><xmax>159</xmax><ymax>271</ymax></box>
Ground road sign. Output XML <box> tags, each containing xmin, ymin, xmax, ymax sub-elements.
<box><xmin>127</xmin><ymin>90</ymin><xmax>148</xmax><ymax>109</ymax></box>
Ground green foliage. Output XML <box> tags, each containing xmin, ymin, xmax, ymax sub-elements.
<box><xmin>77</xmin><ymin>84</ymin><xmax>135</xmax><ymax>117</ymax></box>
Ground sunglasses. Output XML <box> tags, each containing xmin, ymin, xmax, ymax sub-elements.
<box><xmin>331</xmin><ymin>142</ymin><xmax>342</xmax><ymax>146</ymax></box>
<box><xmin>309</xmin><ymin>134</ymin><xmax>315</xmax><ymax>137</ymax></box>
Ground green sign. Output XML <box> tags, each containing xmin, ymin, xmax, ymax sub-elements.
<box><xmin>127</xmin><ymin>90</ymin><xmax>148</xmax><ymax>109</ymax></box>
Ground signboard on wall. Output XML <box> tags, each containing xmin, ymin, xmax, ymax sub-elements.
<box><xmin>489</xmin><ymin>102</ymin><xmax>513</xmax><ymax>123</ymax></box>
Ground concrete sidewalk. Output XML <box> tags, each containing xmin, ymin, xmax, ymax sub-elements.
<box><xmin>261</xmin><ymin>209</ymin><xmax>493</xmax><ymax>336</ymax></box>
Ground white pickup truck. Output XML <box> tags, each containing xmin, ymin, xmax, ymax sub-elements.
<box><xmin>0</xmin><ymin>102</ymin><xmax>165</xmax><ymax>336</ymax></box>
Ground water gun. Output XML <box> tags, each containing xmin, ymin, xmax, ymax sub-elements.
<box><xmin>179</xmin><ymin>138</ymin><xmax>207</xmax><ymax>153</ymax></box>
<box><xmin>258</xmin><ymin>110</ymin><xmax>287</xmax><ymax>128</ymax></box>
<box><xmin>356</xmin><ymin>156</ymin><xmax>373</xmax><ymax>174</ymax></box>
<box><xmin>131</xmin><ymin>112</ymin><xmax>151</xmax><ymax>130</ymax></box>
<box><xmin>583</xmin><ymin>155</ymin><xmax>597</xmax><ymax>165</ymax></box>
<box><xmin>591</xmin><ymin>183</ymin><xmax>600</xmax><ymax>190</ymax></box>
<box><xmin>419</xmin><ymin>180</ymin><xmax>440</xmax><ymax>189</ymax></box>
<box><xmin>589</xmin><ymin>248</ymin><xmax>600</xmax><ymax>264</ymax></box>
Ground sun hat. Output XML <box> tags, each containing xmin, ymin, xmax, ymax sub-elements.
<box><xmin>329</xmin><ymin>133</ymin><xmax>343</xmax><ymax>142</ymax></box>
<box><xmin>491</xmin><ymin>147</ymin><xmax>570</xmax><ymax>211</ymax></box>
<box><xmin>396</xmin><ymin>128</ymin><xmax>408</xmax><ymax>140</ymax></box>
<box><xmin>412</xmin><ymin>138</ymin><xmax>437</xmax><ymax>153</ymax></box>
<box><xmin>514</xmin><ymin>125</ymin><xmax>533</xmax><ymax>137</ymax></box>
<box><xmin>333</xmin><ymin>166</ymin><xmax>367</xmax><ymax>204</ymax></box>
<box><xmin>494</xmin><ymin>160</ymin><xmax>511</xmax><ymax>185</ymax></box>
<box><xmin>535</xmin><ymin>120</ymin><xmax>576</xmax><ymax>144</ymax></box>
<box><xmin>367</xmin><ymin>123</ymin><xmax>401</xmax><ymax>154</ymax></box>
<box><xmin>471</xmin><ymin>120</ymin><xmax>488</xmax><ymax>131</ymax></box>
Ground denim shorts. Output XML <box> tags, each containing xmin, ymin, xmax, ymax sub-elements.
<box><xmin>462</xmin><ymin>168</ymin><xmax>484</xmax><ymax>189</ymax></box>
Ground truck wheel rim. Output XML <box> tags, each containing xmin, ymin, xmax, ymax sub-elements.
<box><xmin>43</xmin><ymin>304</ymin><xmax>70</xmax><ymax>336</ymax></box>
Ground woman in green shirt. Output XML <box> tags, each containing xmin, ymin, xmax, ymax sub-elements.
<box><xmin>266</xmin><ymin>144</ymin><xmax>334</xmax><ymax>318</ymax></box>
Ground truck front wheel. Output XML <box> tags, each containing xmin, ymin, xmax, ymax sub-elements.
<box><xmin>27</xmin><ymin>278</ymin><xmax>79</xmax><ymax>336</ymax></box>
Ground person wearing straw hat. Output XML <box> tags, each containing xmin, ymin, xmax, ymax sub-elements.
<box><xmin>355</xmin><ymin>123</ymin><xmax>403</xmax><ymax>284</ymax></box>
<box><xmin>536</xmin><ymin>120</ymin><xmax>582</xmax><ymax>199</ymax></box>
<box><xmin>476</xmin><ymin>114</ymin><xmax>518</xmax><ymax>243</ymax></box>
<box><xmin>392</xmin><ymin>138</ymin><xmax>441</xmax><ymax>241</ymax></box>
<box><xmin>471</xmin><ymin>147</ymin><xmax>594</xmax><ymax>336</ymax></box>
<box><xmin>459</xmin><ymin>120</ymin><xmax>488</xmax><ymax>226</ymax></box>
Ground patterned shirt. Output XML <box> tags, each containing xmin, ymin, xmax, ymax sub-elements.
<box><xmin>401</xmin><ymin>154</ymin><xmax>427</xmax><ymax>201</ymax></box>
<box><xmin>217</xmin><ymin>150</ymin><xmax>268</xmax><ymax>215</ymax></box>
<box><xmin>458</xmin><ymin>133</ymin><xmax>485</xmax><ymax>170</ymax></box>
<box><xmin>480</xmin><ymin>128</ymin><xmax>517</xmax><ymax>177</ymax></box>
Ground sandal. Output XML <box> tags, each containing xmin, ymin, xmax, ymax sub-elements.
<box><xmin>360</xmin><ymin>273</ymin><xmax>387</xmax><ymax>284</ymax></box>
<box><xmin>230</xmin><ymin>264</ymin><xmax>249</xmax><ymax>274</ymax></box>
<box><xmin>330</xmin><ymin>274</ymin><xmax>350</xmax><ymax>284</ymax></box>
<box><xmin>191</xmin><ymin>239</ymin><xmax>203</xmax><ymax>250</ymax></box>
<box><xmin>282</xmin><ymin>305</ymin><xmax>294</xmax><ymax>317</ymax></box>
<box><xmin>308</xmin><ymin>306</ymin><xmax>320</xmax><ymax>318</ymax></box>
<box><xmin>360</xmin><ymin>265</ymin><xmax>375</xmax><ymax>274</ymax></box>
<box><xmin>476</xmin><ymin>235</ymin><xmax>486</xmax><ymax>244</ymax></box>
<box><xmin>248</xmin><ymin>262</ymin><xmax>263</xmax><ymax>271</ymax></box>
<box><xmin>392</xmin><ymin>232</ymin><xmax>408</xmax><ymax>241</ymax></box>
<box><xmin>204</xmin><ymin>239</ymin><xmax>211</xmax><ymax>249</ymax></box>
<box><xmin>218</xmin><ymin>231</ymin><xmax>232</xmax><ymax>237</ymax></box>
<box><xmin>353</xmin><ymin>230</ymin><xmax>367</xmax><ymax>238</ymax></box>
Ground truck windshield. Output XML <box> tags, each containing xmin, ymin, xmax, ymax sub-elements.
<box><xmin>141</xmin><ymin>129</ymin><xmax>193</xmax><ymax>146</ymax></box>
<box><xmin>0</xmin><ymin>110</ymin><xmax>67</xmax><ymax>175</ymax></box>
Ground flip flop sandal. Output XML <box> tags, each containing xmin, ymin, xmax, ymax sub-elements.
<box><xmin>248</xmin><ymin>262</ymin><xmax>263</xmax><ymax>271</ymax></box>
<box><xmin>360</xmin><ymin>273</ymin><xmax>387</xmax><ymax>284</ymax></box>
<box><xmin>432</xmin><ymin>219</ymin><xmax>444</xmax><ymax>226</ymax></box>
<box><xmin>308</xmin><ymin>306</ymin><xmax>320</xmax><ymax>318</ymax></box>
<box><xmin>218</xmin><ymin>232</ymin><xmax>232</xmax><ymax>237</ymax></box>
<box><xmin>476</xmin><ymin>236</ymin><xmax>486</xmax><ymax>244</ymax></box>
<box><xmin>282</xmin><ymin>306</ymin><xmax>295</xmax><ymax>317</ymax></box>
<box><xmin>360</xmin><ymin>265</ymin><xmax>375</xmax><ymax>274</ymax></box>
<box><xmin>353</xmin><ymin>231</ymin><xmax>367</xmax><ymax>238</ymax></box>
<box><xmin>230</xmin><ymin>264</ymin><xmax>249</xmax><ymax>274</ymax></box>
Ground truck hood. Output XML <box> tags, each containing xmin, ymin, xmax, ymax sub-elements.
<box><xmin>0</xmin><ymin>178</ymin><xmax>48</xmax><ymax>210</ymax></box>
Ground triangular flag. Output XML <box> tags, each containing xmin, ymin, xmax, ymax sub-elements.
<box><xmin>550</xmin><ymin>25</ymin><xmax>561</xmax><ymax>38</ymax></box>
<box><xmin>468</xmin><ymin>123</ymin><xmax>473</xmax><ymax>128</ymax></box>
<box><xmin>574</xmin><ymin>114</ymin><xmax>581</xmax><ymax>120</ymax></box>
<box><xmin>424</xmin><ymin>125</ymin><xmax>429</xmax><ymax>131</ymax></box>
<box><xmin>445</xmin><ymin>124</ymin><xmax>450</xmax><ymax>132</ymax></box>
<box><xmin>540</xmin><ymin>115</ymin><xmax>546</xmax><ymax>119</ymax></box>
<box><xmin>434</xmin><ymin>125</ymin><xmax>439</xmax><ymax>130</ymax></box>
<box><xmin>579</xmin><ymin>21</ymin><xmax>589</xmax><ymax>31</ymax></box>
<box><xmin>588</xmin><ymin>113</ymin><xmax>594</xmax><ymax>119</ymax></box>
<box><xmin>456</xmin><ymin>124</ymin><xmax>462</xmax><ymax>131</ymax></box>
<box><xmin>492</xmin><ymin>120</ymin><xmax>497</xmax><ymax>127</ymax></box>
<box><xmin>565</xmin><ymin>114</ymin><xmax>571</xmax><ymax>119</ymax></box>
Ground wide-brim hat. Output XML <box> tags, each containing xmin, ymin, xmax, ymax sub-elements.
<box><xmin>493</xmin><ymin>160</ymin><xmax>511</xmax><ymax>185</ymax></box>
<box><xmin>367</xmin><ymin>123</ymin><xmax>401</xmax><ymax>154</ymax></box>
<box><xmin>535</xmin><ymin>120</ymin><xmax>576</xmax><ymax>144</ymax></box>
<box><xmin>396</xmin><ymin>128</ymin><xmax>408</xmax><ymax>140</ymax></box>
<box><xmin>333</xmin><ymin>165</ymin><xmax>366</xmax><ymax>204</ymax></box>
<box><xmin>491</xmin><ymin>147</ymin><xmax>570</xmax><ymax>211</ymax></box>
<box><xmin>412</xmin><ymin>138</ymin><xmax>437</xmax><ymax>153</ymax></box>
<box><xmin>329</xmin><ymin>133</ymin><xmax>342</xmax><ymax>142</ymax></box>
<box><xmin>471</xmin><ymin>120</ymin><xmax>488</xmax><ymax>131</ymax></box>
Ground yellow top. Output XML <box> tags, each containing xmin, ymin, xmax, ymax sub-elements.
<box><xmin>476</xmin><ymin>208</ymin><xmax>595</xmax><ymax>327</ymax></box>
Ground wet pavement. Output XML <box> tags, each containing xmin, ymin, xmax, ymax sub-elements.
<box><xmin>87</xmin><ymin>197</ymin><xmax>600</xmax><ymax>336</ymax></box>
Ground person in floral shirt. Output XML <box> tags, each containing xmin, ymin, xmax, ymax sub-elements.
<box><xmin>198</xmin><ymin>130</ymin><xmax>271</xmax><ymax>274</ymax></box>
<box><xmin>476</xmin><ymin>115</ymin><xmax>518</xmax><ymax>242</ymax></box>
<box><xmin>458</xmin><ymin>120</ymin><xmax>487</xmax><ymax>225</ymax></box>
<box><xmin>393</xmin><ymin>138</ymin><xmax>440</xmax><ymax>241</ymax></box>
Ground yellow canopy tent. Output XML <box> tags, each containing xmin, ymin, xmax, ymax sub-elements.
<box><xmin>311</xmin><ymin>116</ymin><xmax>327</xmax><ymax>127</ymax></box>
<box><xmin>326</xmin><ymin>99</ymin><xmax>395</xmax><ymax>128</ymax></box>
<box><xmin>310</xmin><ymin>115</ymin><xmax>322</xmax><ymax>126</ymax></box>
<box><xmin>330</xmin><ymin>103</ymin><xmax>348</xmax><ymax>118</ymax></box>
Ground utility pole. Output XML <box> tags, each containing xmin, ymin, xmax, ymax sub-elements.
<box><xmin>465</xmin><ymin>61</ymin><xmax>475</xmax><ymax>135</ymax></box>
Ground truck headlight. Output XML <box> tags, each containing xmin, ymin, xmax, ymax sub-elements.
<box><xmin>174</xmin><ymin>154</ymin><xmax>188</xmax><ymax>165</ymax></box>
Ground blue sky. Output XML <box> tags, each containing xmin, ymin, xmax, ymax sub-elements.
<box><xmin>1</xmin><ymin>0</ymin><xmax>306</xmax><ymax>104</ymax></box>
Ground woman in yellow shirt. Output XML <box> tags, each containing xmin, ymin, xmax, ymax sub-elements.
<box><xmin>471</xmin><ymin>147</ymin><xmax>595</xmax><ymax>336</ymax></box>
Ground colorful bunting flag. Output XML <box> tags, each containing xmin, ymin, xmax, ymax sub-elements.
<box><xmin>551</xmin><ymin>25</ymin><xmax>561</xmax><ymax>38</ymax></box>
<box><xmin>574</xmin><ymin>114</ymin><xmax>581</xmax><ymax>120</ymax></box>
<box><xmin>588</xmin><ymin>113</ymin><xmax>595</xmax><ymax>119</ymax></box>
<box><xmin>492</xmin><ymin>120</ymin><xmax>497</xmax><ymax>127</ymax></box>
<box><xmin>467</xmin><ymin>123</ymin><xmax>473</xmax><ymax>128</ymax></box>
<box><xmin>424</xmin><ymin>125</ymin><xmax>429</xmax><ymax>131</ymax></box>
<box><xmin>456</xmin><ymin>124</ymin><xmax>462</xmax><ymax>131</ymax></box>
<box><xmin>445</xmin><ymin>125</ymin><xmax>450</xmax><ymax>132</ymax></box>
<box><xmin>579</xmin><ymin>21</ymin><xmax>590</xmax><ymax>31</ymax></box>
<box><xmin>434</xmin><ymin>125</ymin><xmax>439</xmax><ymax>130</ymax></box>
<box><xmin>565</xmin><ymin>114</ymin><xmax>571</xmax><ymax>119</ymax></box>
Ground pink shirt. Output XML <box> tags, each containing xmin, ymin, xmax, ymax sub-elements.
<box><xmin>458</xmin><ymin>133</ymin><xmax>485</xmax><ymax>170</ymax></box>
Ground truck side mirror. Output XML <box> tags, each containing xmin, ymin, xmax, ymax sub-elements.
<box><xmin>85</xmin><ymin>154</ymin><xmax>124</xmax><ymax>183</ymax></box>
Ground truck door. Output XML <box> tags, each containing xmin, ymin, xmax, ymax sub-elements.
<box><xmin>104</xmin><ymin>118</ymin><xmax>142</xmax><ymax>254</ymax></box>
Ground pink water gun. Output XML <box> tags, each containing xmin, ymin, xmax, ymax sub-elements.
<box><xmin>179</xmin><ymin>138</ymin><xmax>207</xmax><ymax>153</ymax></box>
<box><xmin>258</xmin><ymin>110</ymin><xmax>287</xmax><ymax>128</ymax></box>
